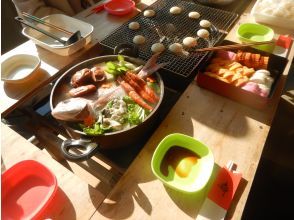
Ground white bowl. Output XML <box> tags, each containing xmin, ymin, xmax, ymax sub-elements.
<box><xmin>1</xmin><ymin>54</ymin><xmax>41</xmax><ymax>84</ymax></box>
<box><xmin>22</xmin><ymin>14</ymin><xmax>94</xmax><ymax>56</ymax></box>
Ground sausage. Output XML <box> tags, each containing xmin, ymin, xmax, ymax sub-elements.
<box><xmin>69</xmin><ymin>84</ymin><xmax>97</xmax><ymax>97</ymax></box>
<box><xmin>71</xmin><ymin>68</ymin><xmax>92</xmax><ymax>87</ymax></box>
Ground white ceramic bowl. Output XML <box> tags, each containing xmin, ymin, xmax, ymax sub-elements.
<box><xmin>1</xmin><ymin>54</ymin><xmax>41</xmax><ymax>84</ymax></box>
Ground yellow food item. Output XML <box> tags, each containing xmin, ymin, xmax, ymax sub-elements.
<box><xmin>175</xmin><ymin>157</ymin><xmax>197</xmax><ymax>178</ymax></box>
<box><xmin>203</xmin><ymin>51</ymin><xmax>266</xmax><ymax>87</ymax></box>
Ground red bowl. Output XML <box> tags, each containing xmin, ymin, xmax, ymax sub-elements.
<box><xmin>1</xmin><ymin>160</ymin><xmax>57</xmax><ymax>220</ymax></box>
<box><xmin>104</xmin><ymin>0</ymin><xmax>135</xmax><ymax>16</ymax></box>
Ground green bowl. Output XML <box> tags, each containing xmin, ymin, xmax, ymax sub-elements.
<box><xmin>151</xmin><ymin>133</ymin><xmax>214</xmax><ymax>193</ymax></box>
<box><xmin>237</xmin><ymin>23</ymin><xmax>274</xmax><ymax>52</ymax></box>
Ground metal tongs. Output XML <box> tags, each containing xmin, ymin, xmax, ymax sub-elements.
<box><xmin>15</xmin><ymin>13</ymin><xmax>82</xmax><ymax>46</ymax></box>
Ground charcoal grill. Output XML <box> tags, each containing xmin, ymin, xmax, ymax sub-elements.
<box><xmin>100</xmin><ymin>0</ymin><xmax>238</xmax><ymax>77</ymax></box>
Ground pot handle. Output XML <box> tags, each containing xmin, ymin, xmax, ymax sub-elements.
<box><xmin>61</xmin><ymin>139</ymin><xmax>100</xmax><ymax>161</ymax></box>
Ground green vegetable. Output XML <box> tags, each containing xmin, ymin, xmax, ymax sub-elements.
<box><xmin>81</xmin><ymin>123</ymin><xmax>104</xmax><ymax>135</ymax></box>
<box><xmin>125</xmin><ymin>96</ymin><xmax>150</xmax><ymax>125</ymax></box>
<box><xmin>147</xmin><ymin>82</ymin><xmax>160</xmax><ymax>94</ymax></box>
<box><xmin>105</xmin><ymin>55</ymin><xmax>130</xmax><ymax>76</ymax></box>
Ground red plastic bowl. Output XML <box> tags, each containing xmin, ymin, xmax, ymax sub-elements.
<box><xmin>1</xmin><ymin>160</ymin><xmax>57</xmax><ymax>220</ymax></box>
<box><xmin>104</xmin><ymin>0</ymin><xmax>135</xmax><ymax>16</ymax></box>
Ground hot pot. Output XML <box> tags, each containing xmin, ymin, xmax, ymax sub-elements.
<box><xmin>50</xmin><ymin>55</ymin><xmax>164</xmax><ymax>161</ymax></box>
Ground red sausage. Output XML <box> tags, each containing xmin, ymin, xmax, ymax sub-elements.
<box><xmin>69</xmin><ymin>84</ymin><xmax>97</xmax><ymax>97</ymax></box>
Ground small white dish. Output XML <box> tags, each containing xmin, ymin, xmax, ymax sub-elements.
<box><xmin>22</xmin><ymin>14</ymin><xmax>94</xmax><ymax>56</ymax></box>
<box><xmin>1</xmin><ymin>54</ymin><xmax>41</xmax><ymax>84</ymax></box>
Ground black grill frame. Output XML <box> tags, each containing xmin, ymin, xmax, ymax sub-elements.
<box><xmin>101</xmin><ymin>0</ymin><xmax>238</xmax><ymax>77</ymax></box>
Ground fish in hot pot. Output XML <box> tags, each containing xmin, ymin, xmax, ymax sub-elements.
<box><xmin>51</xmin><ymin>54</ymin><xmax>166</xmax><ymax>135</ymax></box>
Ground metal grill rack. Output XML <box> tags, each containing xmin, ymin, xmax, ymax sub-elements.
<box><xmin>100</xmin><ymin>0</ymin><xmax>238</xmax><ymax>77</ymax></box>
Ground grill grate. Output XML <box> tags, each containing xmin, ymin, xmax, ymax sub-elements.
<box><xmin>100</xmin><ymin>0</ymin><xmax>238</xmax><ymax>77</ymax></box>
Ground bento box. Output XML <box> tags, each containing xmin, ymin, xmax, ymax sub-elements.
<box><xmin>196</xmin><ymin>40</ymin><xmax>288</xmax><ymax>109</ymax></box>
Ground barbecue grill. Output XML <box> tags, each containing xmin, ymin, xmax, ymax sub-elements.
<box><xmin>101</xmin><ymin>0</ymin><xmax>238</xmax><ymax>77</ymax></box>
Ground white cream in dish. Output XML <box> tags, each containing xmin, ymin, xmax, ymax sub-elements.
<box><xmin>128</xmin><ymin>22</ymin><xmax>140</xmax><ymax>30</ymax></box>
<box><xmin>144</xmin><ymin>9</ymin><xmax>156</xmax><ymax>17</ymax></box>
<box><xmin>188</xmin><ymin>11</ymin><xmax>200</xmax><ymax>19</ymax></box>
<box><xmin>133</xmin><ymin>35</ymin><xmax>146</xmax><ymax>44</ymax></box>
<box><xmin>170</xmin><ymin>6</ymin><xmax>182</xmax><ymax>15</ymax></box>
<box><xmin>151</xmin><ymin>43</ymin><xmax>165</xmax><ymax>53</ymax></box>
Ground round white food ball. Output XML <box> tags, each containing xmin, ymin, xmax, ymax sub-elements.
<box><xmin>144</xmin><ymin>9</ymin><xmax>156</xmax><ymax>17</ymax></box>
<box><xmin>133</xmin><ymin>35</ymin><xmax>146</xmax><ymax>44</ymax></box>
<box><xmin>128</xmin><ymin>22</ymin><xmax>140</xmax><ymax>30</ymax></box>
<box><xmin>170</xmin><ymin>6</ymin><xmax>182</xmax><ymax>15</ymax></box>
<box><xmin>200</xmin><ymin>20</ymin><xmax>211</xmax><ymax>28</ymax></box>
<box><xmin>151</xmin><ymin>43</ymin><xmax>165</xmax><ymax>53</ymax></box>
<box><xmin>197</xmin><ymin>29</ymin><xmax>210</xmax><ymax>39</ymax></box>
<box><xmin>188</xmin><ymin>11</ymin><xmax>200</xmax><ymax>19</ymax></box>
<box><xmin>169</xmin><ymin>43</ymin><xmax>183</xmax><ymax>54</ymax></box>
<box><xmin>182</xmin><ymin>37</ymin><xmax>198</xmax><ymax>48</ymax></box>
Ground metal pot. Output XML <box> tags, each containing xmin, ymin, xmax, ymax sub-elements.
<box><xmin>50</xmin><ymin>55</ymin><xmax>164</xmax><ymax>161</ymax></box>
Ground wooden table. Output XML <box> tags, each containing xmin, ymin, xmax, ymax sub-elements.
<box><xmin>1</xmin><ymin>0</ymin><xmax>294</xmax><ymax>219</ymax></box>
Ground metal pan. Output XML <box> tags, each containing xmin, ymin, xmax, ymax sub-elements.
<box><xmin>50</xmin><ymin>55</ymin><xmax>164</xmax><ymax>161</ymax></box>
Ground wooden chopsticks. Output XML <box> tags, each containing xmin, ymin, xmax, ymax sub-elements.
<box><xmin>194</xmin><ymin>40</ymin><xmax>275</xmax><ymax>52</ymax></box>
<box><xmin>22</xmin><ymin>12</ymin><xmax>73</xmax><ymax>35</ymax></box>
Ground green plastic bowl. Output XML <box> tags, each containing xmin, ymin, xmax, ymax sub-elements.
<box><xmin>237</xmin><ymin>23</ymin><xmax>274</xmax><ymax>52</ymax></box>
<box><xmin>151</xmin><ymin>133</ymin><xmax>214</xmax><ymax>193</ymax></box>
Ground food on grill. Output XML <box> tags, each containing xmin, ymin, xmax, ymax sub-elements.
<box><xmin>52</xmin><ymin>54</ymin><xmax>164</xmax><ymax>135</ymax></box>
<box><xmin>204</xmin><ymin>50</ymin><xmax>274</xmax><ymax>97</ymax></box>
<box><xmin>170</xmin><ymin>6</ymin><xmax>182</xmax><ymax>15</ymax></box>
<box><xmin>143</xmin><ymin>9</ymin><xmax>156</xmax><ymax>17</ymax></box>
<box><xmin>188</xmin><ymin>11</ymin><xmax>200</xmax><ymax>19</ymax></box>
<box><xmin>199</xmin><ymin>20</ymin><xmax>211</xmax><ymax>28</ymax></box>
<box><xmin>133</xmin><ymin>35</ymin><xmax>146</xmax><ymax>44</ymax></box>
<box><xmin>128</xmin><ymin>22</ymin><xmax>140</xmax><ymax>30</ymax></box>
<box><xmin>197</xmin><ymin>29</ymin><xmax>210</xmax><ymax>39</ymax></box>
<box><xmin>182</xmin><ymin>37</ymin><xmax>198</xmax><ymax>48</ymax></box>
<box><xmin>169</xmin><ymin>43</ymin><xmax>183</xmax><ymax>54</ymax></box>
<box><xmin>151</xmin><ymin>43</ymin><xmax>165</xmax><ymax>53</ymax></box>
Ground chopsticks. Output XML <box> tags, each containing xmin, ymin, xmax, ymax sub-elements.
<box><xmin>194</xmin><ymin>40</ymin><xmax>275</xmax><ymax>52</ymax></box>
<box><xmin>21</xmin><ymin>12</ymin><xmax>73</xmax><ymax>35</ymax></box>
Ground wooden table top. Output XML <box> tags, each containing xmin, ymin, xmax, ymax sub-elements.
<box><xmin>1</xmin><ymin>0</ymin><xmax>293</xmax><ymax>219</ymax></box>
